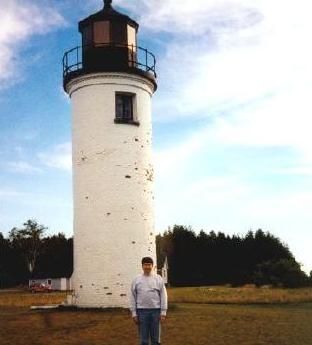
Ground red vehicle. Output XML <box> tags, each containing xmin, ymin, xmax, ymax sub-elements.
<box><xmin>30</xmin><ymin>283</ymin><xmax>52</xmax><ymax>293</ymax></box>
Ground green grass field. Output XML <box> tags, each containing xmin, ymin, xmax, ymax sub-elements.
<box><xmin>1</xmin><ymin>287</ymin><xmax>312</xmax><ymax>345</ymax></box>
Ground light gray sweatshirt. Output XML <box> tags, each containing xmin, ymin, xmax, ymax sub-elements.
<box><xmin>129</xmin><ymin>273</ymin><xmax>168</xmax><ymax>317</ymax></box>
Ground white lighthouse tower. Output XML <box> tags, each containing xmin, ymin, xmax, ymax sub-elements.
<box><xmin>63</xmin><ymin>0</ymin><xmax>157</xmax><ymax>308</ymax></box>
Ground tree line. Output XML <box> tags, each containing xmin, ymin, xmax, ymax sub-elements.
<box><xmin>0</xmin><ymin>220</ymin><xmax>72</xmax><ymax>287</ymax></box>
<box><xmin>0</xmin><ymin>220</ymin><xmax>310</xmax><ymax>288</ymax></box>
<box><xmin>156</xmin><ymin>225</ymin><xmax>311</xmax><ymax>288</ymax></box>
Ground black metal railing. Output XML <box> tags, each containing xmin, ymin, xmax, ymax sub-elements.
<box><xmin>63</xmin><ymin>43</ymin><xmax>156</xmax><ymax>80</ymax></box>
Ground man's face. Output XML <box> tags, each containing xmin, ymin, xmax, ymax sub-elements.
<box><xmin>142</xmin><ymin>262</ymin><xmax>153</xmax><ymax>275</ymax></box>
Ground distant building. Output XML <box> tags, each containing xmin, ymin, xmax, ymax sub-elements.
<box><xmin>157</xmin><ymin>256</ymin><xmax>169</xmax><ymax>285</ymax></box>
<box><xmin>29</xmin><ymin>278</ymin><xmax>71</xmax><ymax>291</ymax></box>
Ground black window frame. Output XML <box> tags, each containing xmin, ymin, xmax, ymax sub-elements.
<box><xmin>114</xmin><ymin>92</ymin><xmax>139</xmax><ymax>126</ymax></box>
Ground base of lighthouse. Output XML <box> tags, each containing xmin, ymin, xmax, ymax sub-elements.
<box><xmin>67</xmin><ymin>72</ymin><xmax>157</xmax><ymax>308</ymax></box>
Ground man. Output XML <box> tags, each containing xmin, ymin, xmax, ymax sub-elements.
<box><xmin>130</xmin><ymin>257</ymin><xmax>168</xmax><ymax>345</ymax></box>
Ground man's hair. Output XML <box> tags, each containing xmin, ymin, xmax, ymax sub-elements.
<box><xmin>142</xmin><ymin>257</ymin><xmax>153</xmax><ymax>265</ymax></box>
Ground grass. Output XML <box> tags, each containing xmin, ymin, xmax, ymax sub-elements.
<box><xmin>167</xmin><ymin>285</ymin><xmax>312</xmax><ymax>304</ymax></box>
<box><xmin>0</xmin><ymin>290</ymin><xmax>67</xmax><ymax>307</ymax></box>
<box><xmin>1</xmin><ymin>286</ymin><xmax>312</xmax><ymax>345</ymax></box>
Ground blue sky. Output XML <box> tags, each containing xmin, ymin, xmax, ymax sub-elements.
<box><xmin>1</xmin><ymin>0</ymin><xmax>312</xmax><ymax>273</ymax></box>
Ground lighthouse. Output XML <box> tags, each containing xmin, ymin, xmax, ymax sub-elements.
<box><xmin>63</xmin><ymin>0</ymin><xmax>157</xmax><ymax>308</ymax></box>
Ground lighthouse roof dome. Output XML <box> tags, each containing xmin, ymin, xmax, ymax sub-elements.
<box><xmin>79</xmin><ymin>0</ymin><xmax>139</xmax><ymax>33</ymax></box>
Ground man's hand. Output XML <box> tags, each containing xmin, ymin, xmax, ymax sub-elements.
<box><xmin>159</xmin><ymin>315</ymin><xmax>166</xmax><ymax>323</ymax></box>
<box><xmin>132</xmin><ymin>316</ymin><xmax>139</xmax><ymax>325</ymax></box>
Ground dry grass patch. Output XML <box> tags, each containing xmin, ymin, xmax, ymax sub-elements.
<box><xmin>167</xmin><ymin>285</ymin><xmax>312</xmax><ymax>304</ymax></box>
<box><xmin>0</xmin><ymin>290</ymin><xmax>67</xmax><ymax>307</ymax></box>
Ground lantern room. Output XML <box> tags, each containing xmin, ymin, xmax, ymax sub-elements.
<box><xmin>63</xmin><ymin>0</ymin><xmax>156</xmax><ymax>90</ymax></box>
<box><xmin>79</xmin><ymin>0</ymin><xmax>138</xmax><ymax>50</ymax></box>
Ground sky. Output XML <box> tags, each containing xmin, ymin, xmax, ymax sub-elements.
<box><xmin>0</xmin><ymin>0</ymin><xmax>311</xmax><ymax>273</ymax></box>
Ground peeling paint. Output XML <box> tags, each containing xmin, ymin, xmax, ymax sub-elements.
<box><xmin>146</xmin><ymin>169</ymin><xmax>154</xmax><ymax>182</ymax></box>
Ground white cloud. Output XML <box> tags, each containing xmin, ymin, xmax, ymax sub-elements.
<box><xmin>146</xmin><ymin>0</ymin><xmax>312</xmax><ymax>176</ymax></box>
<box><xmin>276</xmin><ymin>167</ymin><xmax>312</xmax><ymax>176</ymax></box>
<box><xmin>0</xmin><ymin>0</ymin><xmax>65</xmax><ymax>86</ymax></box>
<box><xmin>117</xmin><ymin>0</ymin><xmax>263</xmax><ymax>36</ymax></box>
<box><xmin>38</xmin><ymin>142</ymin><xmax>72</xmax><ymax>171</ymax></box>
<box><xmin>7</xmin><ymin>161</ymin><xmax>42</xmax><ymax>174</ymax></box>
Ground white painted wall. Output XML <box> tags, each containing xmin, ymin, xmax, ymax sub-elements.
<box><xmin>66</xmin><ymin>72</ymin><xmax>156</xmax><ymax>308</ymax></box>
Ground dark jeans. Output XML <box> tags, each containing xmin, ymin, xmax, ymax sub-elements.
<box><xmin>137</xmin><ymin>308</ymin><xmax>161</xmax><ymax>345</ymax></box>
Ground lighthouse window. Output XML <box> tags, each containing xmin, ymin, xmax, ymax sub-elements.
<box><xmin>127</xmin><ymin>25</ymin><xmax>136</xmax><ymax>48</ymax></box>
<box><xmin>94</xmin><ymin>21</ymin><xmax>110</xmax><ymax>45</ymax></box>
<box><xmin>112</xmin><ymin>22</ymin><xmax>127</xmax><ymax>45</ymax></box>
<box><xmin>82</xmin><ymin>25</ymin><xmax>93</xmax><ymax>46</ymax></box>
<box><xmin>116</xmin><ymin>93</ymin><xmax>133</xmax><ymax>120</ymax></box>
<box><xmin>115</xmin><ymin>93</ymin><xmax>139</xmax><ymax>125</ymax></box>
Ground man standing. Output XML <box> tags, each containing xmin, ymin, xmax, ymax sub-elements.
<box><xmin>130</xmin><ymin>257</ymin><xmax>168</xmax><ymax>345</ymax></box>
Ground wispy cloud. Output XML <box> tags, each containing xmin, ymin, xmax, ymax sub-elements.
<box><xmin>6</xmin><ymin>161</ymin><xmax>42</xmax><ymax>174</ymax></box>
<box><xmin>38</xmin><ymin>142</ymin><xmax>72</xmax><ymax>171</ymax></box>
<box><xmin>0</xmin><ymin>0</ymin><xmax>65</xmax><ymax>87</ymax></box>
<box><xmin>118</xmin><ymin>0</ymin><xmax>263</xmax><ymax>36</ymax></box>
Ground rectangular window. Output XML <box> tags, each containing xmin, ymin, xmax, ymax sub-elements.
<box><xmin>115</xmin><ymin>93</ymin><xmax>134</xmax><ymax>121</ymax></box>
<box><xmin>94</xmin><ymin>21</ymin><xmax>110</xmax><ymax>45</ymax></box>
<box><xmin>127</xmin><ymin>25</ymin><xmax>136</xmax><ymax>49</ymax></box>
<box><xmin>82</xmin><ymin>25</ymin><xmax>93</xmax><ymax>46</ymax></box>
<box><xmin>127</xmin><ymin>25</ymin><xmax>137</xmax><ymax>66</ymax></box>
<box><xmin>112</xmin><ymin>22</ymin><xmax>127</xmax><ymax>45</ymax></box>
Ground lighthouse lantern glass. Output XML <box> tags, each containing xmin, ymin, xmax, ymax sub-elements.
<box><xmin>127</xmin><ymin>25</ymin><xmax>136</xmax><ymax>50</ymax></box>
<box><xmin>82</xmin><ymin>25</ymin><xmax>93</xmax><ymax>46</ymax></box>
<box><xmin>94</xmin><ymin>21</ymin><xmax>110</xmax><ymax>45</ymax></box>
<box><xmin>112</xmin><ymin>21</ymin><xmax>127</xmax><ymax>45</ymax></box>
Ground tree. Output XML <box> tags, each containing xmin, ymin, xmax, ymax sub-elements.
<box><xmin>156</xmin><ymin>226</ymin><xmax>308</xmax><ymax>287</ymax></box>
<box><xmin>9</xmin><ymin>220</ymin><xmax>47</xmax><ymax>277</ymax></box>
<box><xmin>36</xmin><ymin>233</ymin><xmax>73</xmax><ymax>278</ymax></box>
<box><xmin>253</xmin><ymin>259</ymin><xmax>308</xmax><ymax>288</ymax></box>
